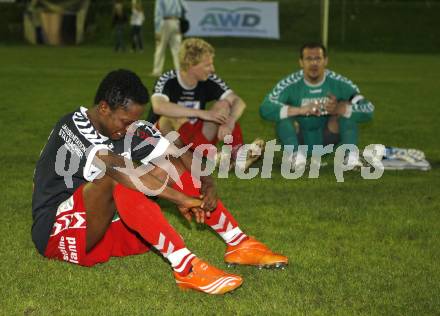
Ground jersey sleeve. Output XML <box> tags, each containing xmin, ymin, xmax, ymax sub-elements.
<box><xmin>152</xmin><ymin>72</ymin><xmax>173</xmax><ymax>102</ymax></box>
<box><xmin>69</xmin><ymin>110</ymin><xmax>112</xmax><ymax>181</ymax></box>
<box><xmin>336</xmin><ymin>75</ymin><xmax>374</xmax><ymax>123</ymax></box>
<box><xmin>344</xmin><ymin>94</ymin><xmax>375</xmax><ymax>123</ymax></box>
<box><xmin>260</xmin><ymin>74</ymin><xmax>298</xmax><ymax>122</ymax></box>
<box><xmin>53</xmin><ymin>115</ymin><xmax>109</xmax><ymax>184</ymax></box>
<box><xmin>205</xmin><ymin>74</ymin><xmax>232</xmax><ymax>101</ymax></box>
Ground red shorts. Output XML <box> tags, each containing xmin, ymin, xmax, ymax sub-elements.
<box><xmin>178</xmin><ymin>120</ymin><xmax>217</xmax><ymax>150</ymax></box>
<box><xmin>44</xmin><ymin>184</ymin><xmax>149</xmax><ymax>267</ymax></box>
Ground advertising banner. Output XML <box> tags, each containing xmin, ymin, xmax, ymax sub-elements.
<box><xmin>186</xmin><ymin>1</ymin><xmax>279</xmax><ymax>39</ymax></box>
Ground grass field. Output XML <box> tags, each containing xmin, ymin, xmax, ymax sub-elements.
<box><xmin>0</xmin><ymin>44</ymin><xmax>439</xmax><ymax>315</ymax></box>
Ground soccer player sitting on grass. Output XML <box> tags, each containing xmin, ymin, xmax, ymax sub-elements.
<box><xmin>149</xmin><ymin>37</ymin><xmax>264</xmax><ymax>171</ymax></box>
<box><xmin>260</xmin><ymin>42</ymin><xmax>374</xmax><ymax>168</ymax></box>
<box><xmin>32</xmin><ymin>69</ymin><xmax>287</xmax><ymax>295</ymax></box>
<box><xmin>259</xmin><ymin>42</ymin><xmax>429</xmax><ymax>170</ymax></box>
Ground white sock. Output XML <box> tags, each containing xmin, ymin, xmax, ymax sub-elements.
<box><xmin>167</xmin><ymin>248</ymin><xmax>196</xmax><ymax>274</ymax></box>
<box><xmin>292</xmin><ymin>151</ymin><xmax>307</xmax><ymax>166</ymax></box>
<box><xmin>347</xmin><ymin>151</ymin><xmax>359</xmax><ymax>165</ymax></box>
<box><xmin>219</xmin><ymin>227</ymin><xmax>247</xmax><ymax>246</ymax></box>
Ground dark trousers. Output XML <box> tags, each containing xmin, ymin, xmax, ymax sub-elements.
<box><xmin>114</xmin><ymin>25</ymin><xmax>125</xmax><ymax>52</ymax></box>
<box><xmin>131</xmin><ymin>25</ymin><xmax>143</xmax><ymax>51</ymax></box>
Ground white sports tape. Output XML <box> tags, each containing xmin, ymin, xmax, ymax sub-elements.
<box><xmin>351</xmin><ymin>94</ymin><xmax>364</xmax><ymax>105</ymax></box>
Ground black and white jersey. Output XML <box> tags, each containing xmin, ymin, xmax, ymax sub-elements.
<box><xmin>32</xmin><ymin>107</ymin><xmax>169</xmax><ymax>255</ymax></box>
<box><xmin>149</xmin><ymin>70</ymin><xmax>232</xmax><ymax>124</ymax></box>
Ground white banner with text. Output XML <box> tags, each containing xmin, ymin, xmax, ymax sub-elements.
<box><xmin>186</xmin><ymin>1</ymin><xmax>279</xmax><ymax>39</ymax></box>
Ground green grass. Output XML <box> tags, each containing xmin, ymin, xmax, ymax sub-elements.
<box><xmin>0</xmin><ymin>44</ymin><xmax>439</xmax><ymax>315</ymax></box>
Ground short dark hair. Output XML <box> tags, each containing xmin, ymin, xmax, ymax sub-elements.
<box><xmin>94</xmin><ymin>69</ymin><xmax>149</xmax><ymax>110</ymax></box>
<box><xmin>300</xmin><ymin>43</ymin><xmax>327</xmax><ymax>59</ymax></box>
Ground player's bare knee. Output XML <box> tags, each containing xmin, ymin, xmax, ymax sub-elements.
<box><xmin>158</xmin><ymin>116</ymin><xmax>176</xmax><ymax>134</ymax></box>
<box><xmin>94</xmin><ymin>174</ymin><xmax>118</xmax><ymax>189</ymax></box>
<box><xmin>83</xmin><ymin>174</ymin><xmax>118</xmax><ymax>202</ymax></box>
<box><xmin>201</xmin><ymin>121</ymin><xmax>219</xmax><ymax>141</ymax></box>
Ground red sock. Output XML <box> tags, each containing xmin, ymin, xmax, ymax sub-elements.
<box><xmin>172</xmin><ymin>172</ymin><xmax>248</xmax><ymax>246</ymax></box>
<box><xmin>113</xmin><ymin>184</ymin><xmax>194</xmax><ymax>276</ymax></box>
<box><xmin>231</xmin><ymin>123</ymin><xmax>244</xmax><ymax>147</ymax></box>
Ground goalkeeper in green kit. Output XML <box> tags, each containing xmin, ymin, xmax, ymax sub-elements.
<box><xmin>259</xmin><ymin>42</ymin><xmax>374</xmax><ymax>168</ymax></box>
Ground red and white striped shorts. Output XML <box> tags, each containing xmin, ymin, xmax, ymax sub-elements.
<box><xmin>44</xmin><ymin>184</ymin><xmax>149</xmax><ymax>267</ymax></box>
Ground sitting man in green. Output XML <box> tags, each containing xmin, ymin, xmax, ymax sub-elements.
<box><xmin>259</xmin><ymin>42</ymin><xmax>374</xmax><ymax>167</ymax></box>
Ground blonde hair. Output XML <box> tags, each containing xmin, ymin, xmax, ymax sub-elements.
<box><xmin>179</xmin><ymin>38</ymin><xmax>215</xmax><ymax>71</ymax></box>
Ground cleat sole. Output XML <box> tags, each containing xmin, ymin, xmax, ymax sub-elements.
<box><xmin>225</xmin><ymin>262</ymin><xmax>288</xmax><ymax>269</ymax></box>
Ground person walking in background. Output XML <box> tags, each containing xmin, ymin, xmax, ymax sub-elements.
<box><xmin>151</xmin><ymin>0</ymin><xmax>187</xmax><ymax>76</ymax></box>
<box><xmin>130</xmin><ymin>1</ymin><xmax>145</xmax><ymax>53</ymax></box>
<box><xmin>27</xmin><ymin>0</ymin><xmax>45</xmax><ymax>44</ymax></box>
<box><xmin>112</xmin><ymin>0</ymin><xmax>128</xmax><ymax>52</ymax></box>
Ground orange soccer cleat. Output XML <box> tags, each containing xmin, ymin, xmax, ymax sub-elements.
<box><xmin>224</xmin><ymin>237</ymin><xmax>288</xmax><ymax>269</ymax></box>
<box><xmin>173</xmin><ymin>258</ymin><xmax>243</xmax><ymax>294</ymax></box>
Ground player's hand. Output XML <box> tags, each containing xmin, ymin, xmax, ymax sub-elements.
<box><xmin>177</xmin><ymin>196</ymin><xmax>204</xmax><ymax>223</ymax></box>
<box><xmin>324</xmin><ymin>94</ymin><xmax>337</xmax><ymax>114</ymax></box>
<box><xmin>217</xmin><ymin>122</ymin><xmax>234</xmax><ymax>141</ymax></box>
<box><xmin>200</xmin><ymin>181</ymin><xmax>217</xmax><ymax>212</ymax></box>
<box><xmin>199</xmin><ymin>109</ymin><xmax>228</xmax><ymax>124</ymax></box>
<box><xmin>189</xmin><ymin>207</ymin><xmax>208</xmax><ymax>224</ymax></box>
<box><xmin>300</xmin><ymin>103</ymin><xmax>322</xmax><ymax>116</ymax></box>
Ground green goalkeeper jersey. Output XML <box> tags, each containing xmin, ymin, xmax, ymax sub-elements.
<box><xmin>260</xmin><ymin>69</ymin><xmax>374</xmax><ymax>129</ymax></box>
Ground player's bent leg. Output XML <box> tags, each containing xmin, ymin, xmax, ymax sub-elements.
<box><xmin>158</xmin><ymin>116</ymin><xmax>189</xmax><ymax>135</ymax></box>
<box><xmin>337</xmin><ymin>117</ymin><xmax>363</xmax><ymax>168</ymax></box>
<box><xmin>201</xmin><ymin>99</ymin><xmax>231</xmax><ymax>142</ymax></box>
<box><xmin>112</xmin><ymin>183</ymin><xmax>242</xmax><ymax>294</ymax></box>
<box><xmin>201</xmin><ymin>120</ymin><xmax>219</xmax><ymax>143</ymax></box>
<box><xmin>112</xmin><ymin>184</ymin><xmax>187</xmax><ymax>266</ymax></box>
<box><xmin>179</xmin><ymin>120</ymin><xmax>217</xmax><ymax>154</ymax></box>
<box><xmin>82</xmin><ymin>175</ymin><xmax>120</xmax><ymax>252</ymax></box>
<box><xmin>276</xmin><ymin>118</ymin><xmax>299</xmax><ymax>147</ymax></box>
<box><xmin>233</xmin><ymin>138</ymin><xmax>266</xmax><ymax>172</ymax></box>
<box><xmin>215</xmin><ymin>122</ymin><xmax>264</xmax><ymax>172</ymax></box>
<box><xmin>172</xmin><ymin>170</ymin><xmax>288</xmax><ymax>269</ymax></box>
<box><xmin>44</xmin><ymin>178</ymin><xmax>132</xmax><ymax>267</ymax></box>
<box><xmin>338</xmin><ymin>116</ymin><xmax>358</xmax><ymax>146</ymax></box>
<box><xmin>301</xmin><ymin>128</ymin><xmax>324</xmax><ymax>151</ymax></box>
<box><xmin>323</xmin><ymin>124</ymin><xmax>340</xmax><ymax>146</ymax></box>
<box><xmin>327</xmin><ymin>115</ymin><xmax>340</xmax><ymax>134</ymax></box>
<box><xmin>43</xmin><ymin>184</ymin><xmax>94</xmax><ymax>266</ymax></box>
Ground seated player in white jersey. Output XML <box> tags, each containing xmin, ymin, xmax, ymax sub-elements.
<box><xmin>32</xmin><ymin>69</ymin><xmax>287</xmax><ymax>295</ymax></box>
<box><xmin>149</xmin><ymin>37</ymin><xmax>264</xmax><ymax>171</ymax></box>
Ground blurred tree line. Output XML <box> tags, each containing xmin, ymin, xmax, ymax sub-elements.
<box><xmin>1</xmin><ymin>0</ymin><xmax>439</xmax><ymax>52</ymax></box>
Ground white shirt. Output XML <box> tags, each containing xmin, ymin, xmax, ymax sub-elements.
<box><xmin>130</xmin><ymin>9</ymin><xmax>145</xmax><ymax>26</ymax></box>
<box><xmin>154</xmin><ymin>0</ymin><xmax>187</xmax><ymax>32</ymax></box>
